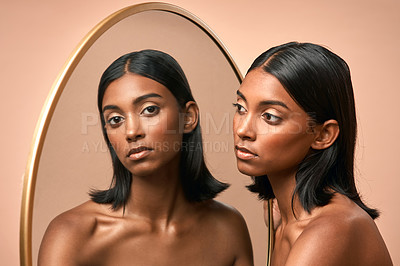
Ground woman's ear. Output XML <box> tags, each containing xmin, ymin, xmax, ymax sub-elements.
<box><xmin>311</xmin><ymin>119</ymin><xmax>340</xmax><ymax>150</ymax></box>
<box><xmin>183</xmin><ymin>101</ymin><xmax>199</xmax><ymax>133</ymax></box>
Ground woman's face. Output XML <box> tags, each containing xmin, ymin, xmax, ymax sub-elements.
<box><xmin>102</xmin><ymin>73</ymin><xmax>184</xmax><ymax>177</ymax></box>
<box><xmin>233</xmin><ymin>69</ymin><xmax>317</xmax><ymax>178</ymax></box>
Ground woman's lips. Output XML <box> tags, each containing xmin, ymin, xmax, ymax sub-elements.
<box><xmin>127</xmin><ymin>146</ymin><xmax>152</xmax><ymax>160</ymax></box>
<box><xmin>235</xmin><ymin>145</ymin><xmax>258</xmax><ymax>160</ymax></box>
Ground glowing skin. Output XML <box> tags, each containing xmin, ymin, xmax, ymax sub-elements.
<box><xmin>233</xmin><ymin>69</ymin><xmax>316</xmax><ymax>180</ymax></box>
<box><xmin>233</xmin><ymin>68</ymin><xmax>392</xmax><ymax>266</ymax></box>
<box><xmin>38</xmin><ymin>73</ymin><xmax>254</xmax><ymax>266</ymax></box>
<box><xmin>102</xmin><ymin>73</ymin><xmax>184</xmax><ymax>178</ymax></box>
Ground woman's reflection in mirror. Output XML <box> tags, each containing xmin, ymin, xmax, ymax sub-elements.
<box><xmin>233</xmin><ymin>42</ymin><xmax>393</xmax><ymax>265</ymax></box>
<box><xmin>38</xmin><ymin>50</ymin><xmax>253</xmax><ymax>266</ymax></box>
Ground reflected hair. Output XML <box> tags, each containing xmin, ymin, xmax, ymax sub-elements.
<box><xmin>246</xmin><ymin>42</ymin><xmax>379</xmax><ymax>219</ymax></box>
<box><xmin>90</xmin><ymin>49</ymin><xmax>228</xmax><ymax>210</ymax></box>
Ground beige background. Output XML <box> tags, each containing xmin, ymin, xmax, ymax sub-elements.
<box><xmin>2</xmin><ymin>0</ymin><xmax>399</xmax><ymax>265</ymax></box>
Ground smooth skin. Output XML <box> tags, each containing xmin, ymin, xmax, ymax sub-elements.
<box><xmin>38</xmin><ymin>74</ymin><xmax>253</xmax><ymax>266</ymax></box>
<box><xmin>233</xmin><ymin>69</ymin><xmax>392</xmax><ymax>266</ymax></box>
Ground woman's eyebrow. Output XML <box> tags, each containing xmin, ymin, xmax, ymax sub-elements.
<box><xmin>237</xmin><ymin>90</ymin><xmax>290</xmax><ymax>110</ymax></box>
<box><xmin>102</xmin><ymin>105</ymin><xmax>120</xmax><ymax>113</ymax></box>
<box><xmin>236</xmin><ymin>90</ymin><xmax>247</xmax><ymax>101</ymax></box>
<box><xmin>133</xmin><ymin>93</ymin><xmax>162</xmax><ymax>105</ymax></box>
<box><xmin>102</xmin><ymin>93</ymin><xmax>162</xmax><ymax>113</ymax></box>
<box><xmin>259</xmin><ymin>100</ymin><xmax>290</xmax><ymax>110</ymax></box>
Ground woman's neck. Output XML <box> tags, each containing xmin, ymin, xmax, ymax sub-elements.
<box><xmin>124</xmin><ymin>157</ymin><xmax>190</xmax><ymax>227</ymax></box>
<box><xmin>268</xmin><ymin>171</ymin><xmax>310</xmax><ymax>225</ymax></box>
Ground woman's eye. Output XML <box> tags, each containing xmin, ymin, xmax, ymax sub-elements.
<box><xmin>142</xmin><ymin>105</ymin><xmax>160</xmax><ymax>116</ymax></box>
<box><xmin>107</xmin><ymin>116</ymin><xmax>124</xmax><ymax>126</ymax></box>
<box><xmin>262</xmin><ymin>112</ymin><xmax>281</xmax><ymax>124</ymax></box>
<box><xmin>233</xmin><ymin>103</ymin><xmax>246</xmax><ymax>114</ymax></box>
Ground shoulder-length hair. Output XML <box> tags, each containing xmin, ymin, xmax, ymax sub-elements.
<box><xmin>90</xmin><ymin>49</ymin><xmax>228</xmax><ymax>210</ymax></box>
<box><xmin>247</xmin><ymin>42</ymin><xmax>379</xmax><ymax>219</ymax></box>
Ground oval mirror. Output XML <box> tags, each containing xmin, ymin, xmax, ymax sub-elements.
<box><xmin>20</xmin><ymin>3</ymin><xmax>271</xmax><ymax>266</ymax></box>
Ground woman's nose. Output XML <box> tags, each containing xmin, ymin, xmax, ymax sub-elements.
<box><xmin>234</xmin><ymin>113</ymin><xmax>256</xmax><ymax>141</ymax></box>
<box><xmin>125</xmin><ymin>114</ymin><xmax>145</xmax><ymax>142</ymax></box>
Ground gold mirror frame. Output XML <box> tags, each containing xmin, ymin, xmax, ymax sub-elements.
<box><xmin>266</xmin><ymin>199</ymin><xmax>274</xmax><ymax>266</ymax></box>
<box><xmin>20</xmin><ymin>2</ymin><xmax>274</xmax><ymax>265</ymax></box>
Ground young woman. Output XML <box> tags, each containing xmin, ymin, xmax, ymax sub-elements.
<box><xmin>233</xmin><ymin>42</ymin><xmax>392</xmax><ymax>265</ymax></box>
<box><xmin>38</xmin><ymin>50</ymin><xmax>253</xmax><ymax>266</ymax></box>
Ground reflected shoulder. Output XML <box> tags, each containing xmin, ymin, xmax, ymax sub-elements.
<box><xmin>204</xmin><ymin>200</ymin><xmax>254</xmax><ymax>266</ymax></box>
<box><xmin>203</xmin><ymin>200</ymin><xmax>246</xmax><ymax>224</ymax></box>
<box><xmin>37</xmin><ymin>200</ymin><xmax>109</xmax><ymax>265</ymax></box>
<box><xmin>48</xmin><ymin>200</ymin><xmax>107</xmax><ymax>230</ymax></box>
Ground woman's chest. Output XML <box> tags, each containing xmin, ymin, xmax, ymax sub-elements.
<box><xmin>271</xmin><ymin>224</ymin><xmax>305</xmax><ymax>266</ymax></box>
<box><xmin>78</xmin><ymin>226</ymin><xmax>234</xmax><ymax>266</ymax></box>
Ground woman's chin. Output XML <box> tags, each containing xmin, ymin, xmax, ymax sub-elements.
<box><xmin>236</xmin><ymin>161</ymin><xmax>265</xmax><ymax>177</ymax></box>
<box><xmin>124</xmin><ymin>162</ymin><xmax>159</xmax><ymax>177</ymax></box>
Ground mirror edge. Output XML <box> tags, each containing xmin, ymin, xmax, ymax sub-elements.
<box><xmin>19</xmin><ymin>5</ymin><xmax>136</xmax><ymax>266</ymax></box>
<box><xmin>19</xmin><ymin>2</ymin><xmax>247</xmax><ymax>266</ymax></box>
<box><xmin>266</xmin><ymin>198</ymin><xmax>274</xmax><ymax>266</ymax></box>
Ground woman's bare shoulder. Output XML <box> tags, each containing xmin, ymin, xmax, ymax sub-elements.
<box><xmin>38</xmin><ymin>200</ymin><xmax>110</xmax><ymax>265</ymax></box>
<box><xmin>200</xmin><ymin>200</ymin><xmax>254</xmax><ymax>265</ymax></box>
<box><xmin>286</xmin><ymin>196</ymin><xmax>392</xmax><ymax>265</ymax></box>
<box><xmin>45</xmin><ymin>200</ymin><xmax>105</xmax><ymax>235</ymax></box>
<box><xmin>201</xmin><ymin>200</ymin><xmax>248</xmax><ymax>227</ymax></box>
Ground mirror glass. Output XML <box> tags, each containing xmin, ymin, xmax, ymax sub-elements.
<box><xmin>24</xmin><ymin>4</ymin><xmax>267</xmax><ymax>265</ymax></box>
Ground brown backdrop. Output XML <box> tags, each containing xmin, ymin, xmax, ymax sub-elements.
<box><xmin>2</xmin><ymin>0</ymin><xmax>399</xmax><ymax>265</ymax></box>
